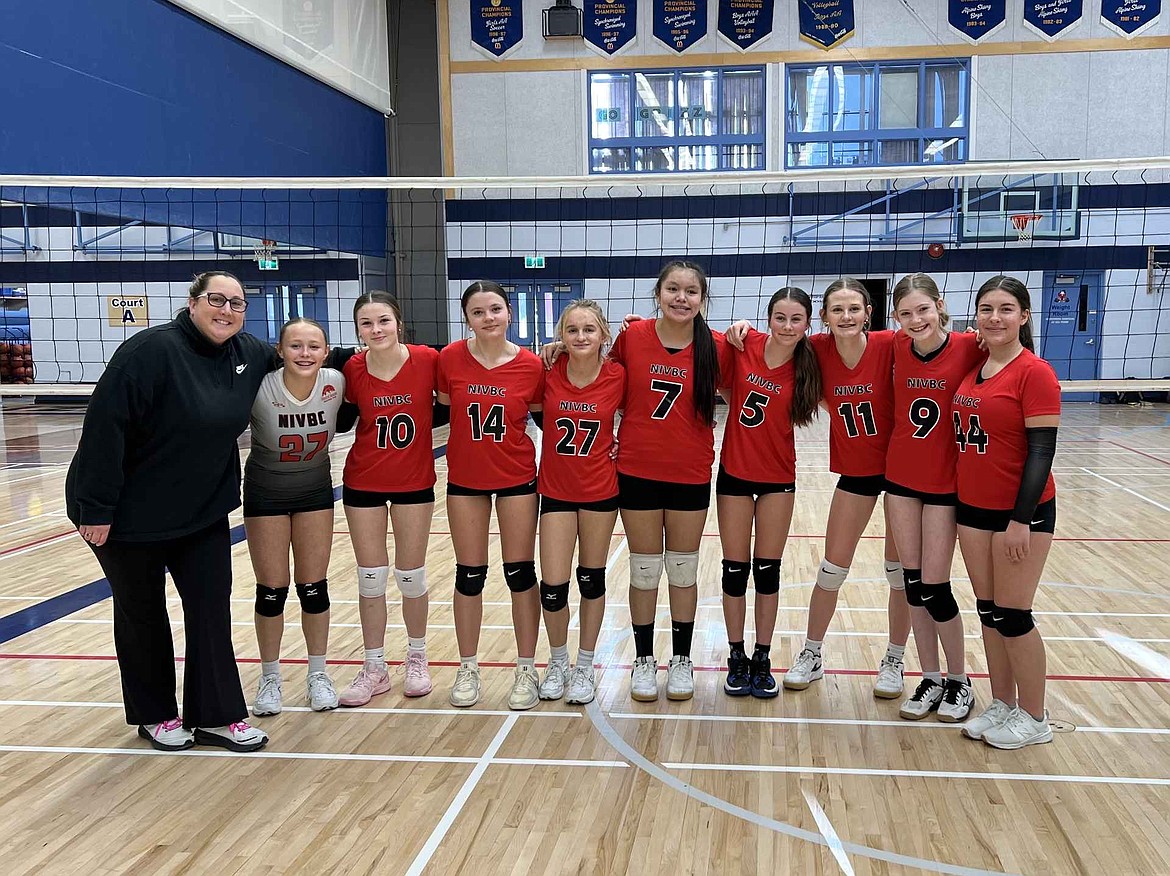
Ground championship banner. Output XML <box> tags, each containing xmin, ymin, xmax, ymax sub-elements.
<box><xmin>948</xmin><ymin>0</ymin><xmax>1007</xmax><ymax>43</ymax></box>
<box><xmin>1101</xmin><ymin>0</ymin><xmax>1161</xmax><ymax>36</ymax></box>
<box><xmin>653</xmin><ymin>0</ymin><xmax>706</xmax><ymax>52</ymax></box>
<box><xmin>583</xmin><ymin>0</ymin><xmax>637</xmax><ymax>56</ymax></box>
<box><xmin>798</xmin><ymin>0</ymin><xmax>855</xmax><ymax>49</ymax></box>
<box><xmin>470</xmin><ymin>0</ymin><xmax>522</xmax><ymax>59</ymax></box>
<box><xmin>718</xmin><ymin>0</ymin><xmax>775</xmax><ymax>51</ymax></box>
<box><xmin>1023</xmin><ymin>0</ymin><xmax>1084</xmax><ymax>39</ymax></box>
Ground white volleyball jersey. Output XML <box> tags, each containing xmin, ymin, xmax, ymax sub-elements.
<box><xmin>247</xmin><ymin>367</ymin><xmax>345</xmax><ymax>475</ymax></box>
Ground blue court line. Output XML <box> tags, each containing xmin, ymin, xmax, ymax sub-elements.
<box><xmin>0</xmin><ymin>443</ymin><xmax>447</xmax><ymax>646</ymax></box>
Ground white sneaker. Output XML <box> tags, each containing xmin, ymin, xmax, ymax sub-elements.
<box><xmin>449</xmin><ymin>663</ymin><xmax>481</xmax><ymax>708</ymax></box>
<box><xmin>307</xmin><ymin>672</ymin><xmax>339</xmax><ymax>712</ymax></box>
<box><xmin>936</xmin><ymin>678</ymin><xmax>975</xmax><ymax>723</ymax></box>
<box><xmin>666</xmin><ymin>655</ymin><xmax>694</xmax><ymax>701</ymax></box>
<box><xmin>630</xmin><ymin>656</ymin><xmax>659</xmax><ymax>702</ymax></box>
<box><xmin>962</xmin><ymin>698</ymin><xmax>1014</xmax><ymax>740</ymax></box>
<box><xmin>873</xmin><ymin>657</ymin><xmax>904</xmax><ymax>699</ymax></box>
<box><xmin>565</xmin><ymin>664</ymin><xmax>597</xmax><ymax>705</ymax></box>
<box><xmin>783</xmin><ymin>649</ymin><xmax>824</xmax><ymax>690</ymax></box>
<box><xmin>509</xmin><ymin>665</ymin><xmax>540</xmax><ymax>711</ymax></box>
<box><xmin>982</xmin><ymin>708</ymin><xmax>1054</xmax><ymax>750</ymax></box>
<box><xmin>252</xmin><ymin>673</ymin><xmax>283</xmax><ymax>716</ymax></box>
<box><xmin>194</xmin><ymin>721</ymin><xmax>269</xmax><ymax>752</ymax></box>
<box><xmin>137</xmin><ymin>717</ymin><xmax>194</xmax><ymax>751</ymax></box>
<box><xmin>539</xmin><ymin>659</ymin><xmax>570</xmax><ymax>701</ymax></box>
<box><xmin>899</xmin><ymin>678</ymin><xmax>944</xmax><ymax>720</ymax></box>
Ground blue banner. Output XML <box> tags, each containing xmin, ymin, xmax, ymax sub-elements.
<box><xmin>1101</xmin><ymin>0</ymin><xmax>1161</xmax><ymax>36</ymax></box>
<box><xmin>948</xmin><ymin>0</ymin><xmax>1007</xmax><ymax>42</ymax></box>
<box><xmin>1023</xmin><ymin>0</ymin><xmax>1084</xmax><ymax>39</ymax></box>
<box><xmin>718</xmin><ymin>0</ymin><xmax>775</xmax><ymax>50</ymax></box>
<box><xmin>798</xmin><ymin>0</ymin><xmax>855</xmax><ymax>49</ymax></box>
<box><xmin>653</xmin><ymin>0</ymin><xmax>706</xmax><ymax>52</ymax></box>
<box><xmin>470</xmin><ymin>0</ymin><xmax>522</xmax><ymax>58</ymax></box>
<box><xmin>583</xmin><ymin>0</ymin><xmax>637</xmax><ymax>55</ymax></box>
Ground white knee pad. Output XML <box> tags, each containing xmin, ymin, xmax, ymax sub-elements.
<box><xmin>814</xmin><ymin>560</ymin><xmax>849</xmax><ymax>593</ymax></box>
<box><xmin>884</xmin><ymin>561</ymin><xmax>905</xmax><ymax>591</ymax></box>
<box><xmin>629</xmin><ymin>552</ymin><xmax>664</xmax><ymax>592</ymax></box>
<box><xmin>357</xmin><ymin>565</ymin><xmax>390</xmax><ymax>598</ymax></box>
<box><xmin>664</xmin><ymin>550</ymin><xmax>699</xmax><ymax>588</ymax></box>
<box><xmin>394</xmin><ymin>566</ymin><xmax>428</xmax><ymax>599</ymax></box>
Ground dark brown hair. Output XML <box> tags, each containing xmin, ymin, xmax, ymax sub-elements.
<box><xmin>353</xmin><ymin>290</ymin><xmax>404</xmax><ymax>336</ymax></box>
<box><xmin>654</xmin><ymin>260</ymin><xmax>719</xmax><ymax>427</ymax></box>
<box><xmin>976</xmin><ymin>275</ymin><xmax>1035</xmax><ymax>352</ymax></box>
<box><xmin>766</xmin><ymin>287</ymin><xmax>821</xmax><ymax>427</ymax></box>
<box><xmin>188</xmin><ymin>270</ymin><xmax>241</xmax><ymax>300</ymax></box>
<box><xmin>461</xmin><ymin>280</ymin><xmax>510</xmax><ymax>317</ymax></box>
<box><xmin>892</xmin><ymin>272</ymin><xmax>949</xmax><ymax>328</ymax></box>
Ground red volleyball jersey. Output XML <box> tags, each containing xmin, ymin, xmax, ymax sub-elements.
<box><xmin>886</xmin><ymin>332</ymin><xmax>986</xmax><ymax>494</ymax></box>
<box><xmin>538</xmin><ymin>357</ymin><xmax>625</xmax><ymax>502</ymax></box>
<box><xmin>810</xmin><ymin>330</ymin><xmax>896</xmax><ymax>478</ymax></box>
<box><xmin>720</xmin><ymin>329</ymin><xmax>797</xmax><ymax>484</ymax></box>
<box><xmin>954</xmin><ymin>349</ymin><xmax>1061</xmax><ymax>510</ymax></box>
<box><xmin>343</xmin><ymin>346</ymin><xmax>438</xmax><ymax>492</ymax></box>
<box><xmin>610</xmin><ymin>318</ymin><xmax>731</xmax><ymax>485</ymax></box>
<box><xmin>438</xmin><ymin>340</ymin><xmax>544</xmax><ymax>490</ymax></box>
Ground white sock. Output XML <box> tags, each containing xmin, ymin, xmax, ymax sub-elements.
<box><xmin>364</xmin><ymin>647</ymin><xmax>386</xmax><ymax>668</ymax></box>
<box><xmin>925</xmin><ymin>671</ymin><xmax>943</xmax><ymax>683</ymax></box>
<box><xmin>407</xmin><ymin>636</ymin><xmax>426</xmax><ymax>654</ymax></box>
<box><xmin>576</xmin><ymin>647</ymin><xmax>595</xmax><ymax>668</ymax></box>
<box><xmin>885</xmin><ymin>642</ymin><xmax>906</xmax><ymax>662</ymax></box>
<box><xmin>261</xmin><ymin>660</ymin><xmax>281</xmax><ymax>678</ymax></box>
<box><xmin>461</xmin><ymin>655</ymin><xmax>478</xmax><ymax>669</ymax></box>
<box><xmin>947</xmin><ymin>672</ymin><xmax>969</xmax><ymax>685</ymax></box>
<box><xmin>804</xmin><ymin>638</ymin><xmax>823</xmax><ymax>656</ymax></box>
<box><xmin>550</xmin><ymin>644</ymin><xmax>569</xmax><ymax>665</ymax></box>
<box><xmin>307</xmin><ymin>654</ymin><xmax>327</xmax><ymax>675</ymax></box>
<box><xmin>517</xmin><ymin>656</ymin><xmax>535</xmax><ymax>670</ymax></box>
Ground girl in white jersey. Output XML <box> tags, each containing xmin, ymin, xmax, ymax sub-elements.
<box><xmin>245</xmin><ymin>318</ymin><xmax>346</xmax><ymax>715</ymax></box>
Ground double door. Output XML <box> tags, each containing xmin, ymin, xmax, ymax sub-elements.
<box><xmin>502</xmin><ymin>282</ymin><xmax>581</xmax><ymax>352</ymax></box>
<box><xmin>243</xmin><ymin>284</ymin><xmax>328</xmax><ymax>344</ymax></box>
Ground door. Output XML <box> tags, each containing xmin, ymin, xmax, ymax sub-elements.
<box><xmin>1039</xmin><ymin>271</ymin><xmax>1101</xmax><ymax>402</ymax></box>
<box><xmin>502</xmin><ymin>282</ymin><xmax>581</xmax><ymax>351</ymax></box>
<box><xmin>860</xmin><ymin>278</ymin><xmax>888</xmax><ymax>331</ymax></box>
<box><xmin>243</xmin><ymin>284</ymin><xmax>328</xmax><ymax>344</ymax></box>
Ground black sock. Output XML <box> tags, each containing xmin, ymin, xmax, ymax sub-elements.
<box><xmin>632</xmin><ymin>623</ymin><xmax>655</xmax><ymax>658</ymax></box>
<box><xmin>728</xmin><ymin>639</ymin><xmax>746</xmax><ymax>657</ymax></box>
<box><xmin>753</xmin><ymin>643</ymin><xmax>771</xmax><ymax>660</ymax></box>
<box><xmin>672</xmin><ymin>620</ymin><xmax>695</xmax><ymax>658</ymax></box>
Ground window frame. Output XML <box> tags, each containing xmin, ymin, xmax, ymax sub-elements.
<box><xmin>784</xmin><ymin>58</ymin><xmax>970</xmax><ymax>169</ymax></box>
<box><xmin>587</xmin><ymin>65</ymin><xmax>767</xmax><ymax>175</ymax></box>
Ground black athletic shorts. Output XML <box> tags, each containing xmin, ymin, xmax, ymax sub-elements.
<box><xmin>448</xmin><ymin>479</ymin><xmax>538</xmax><ymax>498</ymax></box>
<box><xmin>884</xmin><ymin>479</ymin><xmax>957</xmax><ymax>507</ymax></box>
<box><xmin>618</xmin><ymin>472</ymin><xmax>710</xmax><ymax>512</ymax></box>
<box><xmin>342</xmin><ymin>485</ymin><xmax>436</xmax><ymax>507</ymax></box>
<box><xmin>540</xmin><ymin>494</ymin><xmax>620</xmax><ymax>515</ymax></box>
<box><xmin>956</xmin><ymin>497</ymin><xmax>1057</xmax><ymax>534</ymax></box>
<box><xmin>835</xmin><ymin>474</ymin><xmax>887</xmax><ymax>497</ymax></box>
<box><xmin>715</xmin><ymin>464</ymin><xmax>795</xmax><ymax>499</ymax></box>
<box><xmin>243</xmin><ymin>481</ymin><xmax>335</xmax><ymax>518</ymax></box>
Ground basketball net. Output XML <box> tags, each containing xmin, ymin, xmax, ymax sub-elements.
<box><xmin>253</xmin><ymin>238</ymin><xmax>276</xmax><ymax>264</ymax></box>
<box><xmin>1010</xmin><ymin>213</ymin><xmax>1042</xmax><ymax>241</ymax></box>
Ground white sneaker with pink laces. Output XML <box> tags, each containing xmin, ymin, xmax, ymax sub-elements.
<box><xmin>138</xmin><ymin>717</ymin><xmax>194</xmax><ymax>751</ymax></box>
<box><xmin>194</xmin><ymin>722</ymin><xmax>269</xmax><ymax>752</ymax></box>
<box><xmin>403</xmin><ymin>650</ymin><xmax>433</xmax><ymax>697</ymax></box>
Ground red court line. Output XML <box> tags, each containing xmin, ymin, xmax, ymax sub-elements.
<box><xmin>0</xmin><ymin>653</ymin><xmax>1165</xmax><ymax>683</ymax></box>
<box><xmin>1108</xmin><ymin>440</ymin><xmax>1170</xmax><ymax>467</ymax></box>
<box><xmin>329</xmin><ymin>530</ymin><xmax>1170</xmax><ymax>544</ymax></box>
<box><xmin>0</xmin><ymin>529</ymin><xmax>76</xmax><ymax>557</ymax></box>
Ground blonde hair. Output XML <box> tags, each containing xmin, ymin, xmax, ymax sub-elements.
<box><xmin>555</xmin><ymin>299</ymin><xmax>612</xmax><ymax>352</ymax></box>
<box><xmin>892</xmin><ymin>272</ymin><xmax>950</xmax><ymax>327</ymax></box>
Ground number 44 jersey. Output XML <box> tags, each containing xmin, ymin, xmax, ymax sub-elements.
<box><xmin>248</xmin><ymin>367</ymin><xmax>345</xmax><ymax>478</ymax></box>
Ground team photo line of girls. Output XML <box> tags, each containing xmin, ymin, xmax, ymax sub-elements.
<box><xmin>67</xmin><ymin>264</ymin><xmax>1060</xmax><ymax>755</ymax></box>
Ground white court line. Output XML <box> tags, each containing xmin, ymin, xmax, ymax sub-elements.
<box><xmin>1079</xmin><ymin>467</ymin><xmax>1170</xmax><ymax>514</ymax></box>
<box><xmin>0</xmin><ymin>744</ymin><xmax>479</xmax><ymax>764</ymax></box>
<box><xmin>405</xmin><ymin>713</ymin><xmax>519</xmax><ymax>876</ymax></box>
<box><xmin>662</xmin><ymin>761</ymin><xmax>1170</xmax><ymax>787</ymax></box>
<box><xmin>1097</xmin><ymin>629</ymin><xmax>1170</xmax><ymax>677</ymax></box>
<box><xmin>0</xmin><ymin>699</ymin><xmax>582</xmax><ymax>719</ymax></box>
<box><xmin>803</xmin><ymin>788</ymin><xmax>856</xmax><ymax>876</ymax></box>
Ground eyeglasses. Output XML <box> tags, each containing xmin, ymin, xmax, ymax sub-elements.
<box><xmin>199</xmin><ymin>292</ymin><xmax>248</xmax><ymax>312</ymax></box>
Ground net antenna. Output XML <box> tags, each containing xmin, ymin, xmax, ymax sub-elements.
<box><xmin>1149</xmin><ymin>245</ymin><xmax>1170</xmax><ymax>295</ymax></box>
<box><xmin>1010</xmin><ymin>212</ymin><xmax>1043</xmax><ymax>242</ymax></box>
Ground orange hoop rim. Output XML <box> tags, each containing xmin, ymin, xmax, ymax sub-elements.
<box><xmin>1010</xmin><ymin>213</ymin><xmax>1043</xmax><ymax>230</ymax></box>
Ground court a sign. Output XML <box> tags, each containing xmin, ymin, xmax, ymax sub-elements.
<box><xmin>107</xmin><ymin>296</ymin><xmax>148</xmax><ymax>328</ymax></box>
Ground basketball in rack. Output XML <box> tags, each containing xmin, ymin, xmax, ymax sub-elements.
<box><xmin>1010</xmin><ymin>213</ymin><xmax>1043</xmax><ymax>241</ymax></box>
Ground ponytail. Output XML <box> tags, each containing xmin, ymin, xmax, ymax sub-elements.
<box><xmin>691</xmin><ymin>312</ymin><xmax>719</xmax><ymax>427</ymax></box>
<box><xmin>790</xmin><ymin>336</ymin><xmax>822</xmax><ymax>427</ymax></box>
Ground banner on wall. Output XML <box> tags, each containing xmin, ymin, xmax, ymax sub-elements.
<box><xmin>283</xmin><ymin>0</ymin><xmax>334</xmax><ymax>59</ymax></box>
<box><xmin>798</xmin><ymin>0</ymin><xmax>855</xmax><ymax>49</ymax></box>
<box><xmin>1023</xmin><ymin>0</ymin><xmax>1084</xmax><ymax>39</ymax></box>
<box><xmin>470</xmin><ymin>0</ymin><xmax>523</xmax><ymax>59</ymax></box>
<box><xmin>653</xmin><ymin>0</ymin><xmax>706</xmax><ymax>52</ymax></box>
<box><xmin>1101</xmin><ymin>0</ymin><xmax>1161</xmax><ymax>36</ymax></box>
<box><xmin>718</xmin><ymin>0</ymin><xmax>775</xmax><ymax>50</ymax></box>
<box><xmin>948</xmin><ymin>0</ymin><xmax>1007</xmax><ymax>43</ymax></box>
<box><xmin>583</xmin><ymin>0</ymin><xmax>637</xmax><ymax>55</ymax></box>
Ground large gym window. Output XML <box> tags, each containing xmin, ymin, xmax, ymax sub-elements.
<box><xmin>785</xmin><ymin>60</ymin><xmax>969</xmax><ymax>168</ymax></box>
<box><xmin>588</xmin><ymin>67</ymin><xmax>766</xmax><ymax>174</ymax></box>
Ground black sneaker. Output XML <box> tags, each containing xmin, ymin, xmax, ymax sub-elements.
<box><xmin>723</xmin><ymin>652</ymin><xmax>751</xmax><ymax>696</ymax></box>
<box><xmin>898</xmin><ymin>678</ymin><xmax>944</xmax><ymax>720</ymax></box>
<box><xmin>937</xmin><ymin>678</ymin><xmax>975</xmax><ymax>723</ymax></box>
<box><xmin>749</xmin><ymin>654</ymin><xmax>778</xmax><ymax>699</ymax></box>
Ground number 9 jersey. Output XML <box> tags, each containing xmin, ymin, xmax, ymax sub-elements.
<box><xmin>538</xmin><ymin>357</ymin><xmax>625</xmax><ymax>502</ymax></box>
<box><xmin>343</xmin><ymin>346</ymin><xmax>439</xmax><ymax>492</ymax></box>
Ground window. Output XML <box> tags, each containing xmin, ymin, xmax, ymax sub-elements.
<box><xmin>589</xmin><ymin>67</ymin><xmax>766</xmax><ymax>174</ymax></box>
<box><xmin>786</xmin><ymin>60</ymin><xmax>969</xmax><ymax>168</ymax></box>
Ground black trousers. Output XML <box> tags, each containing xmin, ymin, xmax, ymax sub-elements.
<box><xmin>89</xmin><ymin>518</ymin><xmax>247</xmax><ymax>728</ymax></box>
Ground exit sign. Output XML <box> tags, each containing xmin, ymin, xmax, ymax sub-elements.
<box><xmin>258</xmin><ymin>257</ymin><xmax>279</xmax><ymax>270</ymax></box>
<box><xmin>524</xmin><ymin>255</ymin><xmax>546</xmax><ymax>269</ymax></box>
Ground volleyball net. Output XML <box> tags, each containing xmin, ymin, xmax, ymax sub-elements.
<box><xmin>2</xmin><ymin>156</ymin><xmax>1169</xmax><ymax>398</ymax></box>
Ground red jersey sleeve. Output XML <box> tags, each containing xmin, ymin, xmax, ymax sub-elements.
<box><xmin>814</xmin><ymin>330</ymin><xmax>895</xmax><ymax>478</ymax></box>
<box><xmin>1021</xmin><ymin>358</ymin><xmax>1062</xmax><ymax>419</ymax></box>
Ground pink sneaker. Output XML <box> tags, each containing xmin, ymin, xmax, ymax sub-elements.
<box><xmin>403</xmin><ymin>650</ymin><xmax>433</xmax><ymax>698</ymax></box>
<box><xmin>339</xmin><ymin>664</ymin><xmax>391</xmax><ymax>707</ymax></box>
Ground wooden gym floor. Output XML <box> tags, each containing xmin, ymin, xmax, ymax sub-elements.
<box><xmin>0</xmin><ymin>401</ymin><xmax>1167</xmax><ymax>875</ymax></box>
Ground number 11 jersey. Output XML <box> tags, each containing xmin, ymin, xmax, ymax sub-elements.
<box><xmin>811</xmin><ymin>330</ymin><xmax>896</xmax><ymax>478</ymax></box>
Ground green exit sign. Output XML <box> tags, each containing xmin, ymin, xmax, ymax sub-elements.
<box><xmin>524</xmin><ymin>255</ymin><xmax>546</xmax><ymax>269</ymax></box>
<box><xmin>258</xmin><ymin>257</ymin><xmax>279</xmax><ymax>271</ymax></box>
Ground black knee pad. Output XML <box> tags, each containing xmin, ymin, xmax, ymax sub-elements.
<box><xmin>540</xmin><ymin>580</ymin><xmax>570</xmax><ymax>612</ymax></box>
<box><xmin>503</xmin><ymin>560</ymin><xmax>537</xmax><ymax>593</ymax></box>
<box><xmin>922</xmin><ymin>581</ymin><xmax>960</xmax><ymax>623</ymax></box>
<box><xmin>752</xmin><ymin>557</ymin><xmax>782</xmax><ymax>596</ymax></box>
<box><xmin>295</xmin><ymin>579</ymin><xmax>330</xmax><ymax>614</ymax></box>
<box><xmin>255</xmin><ymin>584</ymin><xmax>289</xmax><ymax>617</ymax></box>
<box><xmin>975</xmin><ymin>598</ymin><xmax>997</xmax><ymax>630</ymax></box>
<box><xmin>995</xmin><ymin>607</ymin><xmax>1035</xmax><ymax>638</ymax></box>
<box><xmin>455</xmin><ymin>563</ymin><xmax>488</xmax><ymax>597</ymax></box>
<box><xmin>576</xmin><ymin>565</ymin><xmax>606</xmax><ymax>600</ymax></box>
<box><xmin>902</xmin><ymin>568</ymin><xmax>924</xmax><ymax>607</ymax></box>
<box><xmin>721</xmin><ymin>559</ymin><xmax>749</xmax><ymax>598</ymax></box>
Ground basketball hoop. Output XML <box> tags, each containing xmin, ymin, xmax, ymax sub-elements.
<box><xmin>253</xmin><ymin>239</ymin><xmax>276</xmax><ymax>266</ymax></box>
<box><xmin>1010</xmin><ymin>214</ymin><xmax>1043</xmax><ymax>242</ymax></box>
